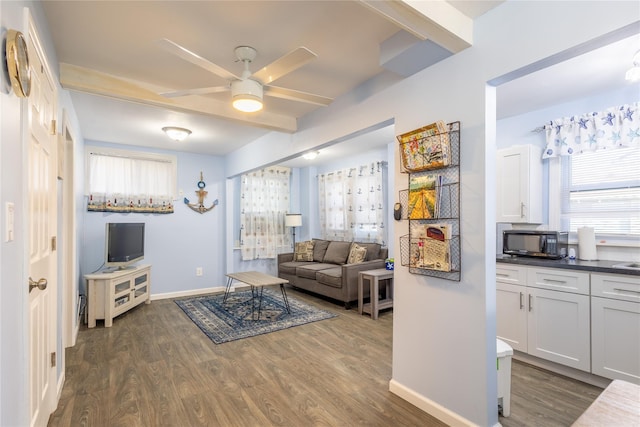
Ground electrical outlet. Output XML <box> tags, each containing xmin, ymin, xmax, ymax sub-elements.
<box><xmin>196</xmin><ymin>267</ymin><xmax>203</xmax><ymax>276</ymax></box>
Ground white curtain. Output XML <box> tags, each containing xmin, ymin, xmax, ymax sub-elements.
<box><xmin>543</xmin><ymin>102</ymin><xmax>639</xmax><ymax>158</ymax></box>
<box><xmin>240</xmin><ymin>166</ymin><xmax>291</xmax><ymax>260</ymax></box>
<box><xmin>318</xmin><ymin>162</ymin><xmax>385</xmax><ymax>244</ymax></box>
<box><xmin>87</xmin><ymin>153</ymin><xmax>176</xmax><ymax>213</ymax></box>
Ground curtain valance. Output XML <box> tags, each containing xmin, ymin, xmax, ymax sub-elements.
<box><xmin>543</xmin><ymin>102</ymin><xmax>639</xmax><ymax>159</ymax></box>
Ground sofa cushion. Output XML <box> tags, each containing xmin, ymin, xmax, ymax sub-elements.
<box><xmin>316</xmin><ymin>267</ymin><xmax>343</xmax><ymax>288</ymax></box>
<box><xmin>296</xmin><ymin>263</ymin><xmax>336</xmax><ymax>279</ymax></box>
<box><xmin>347</xmin><ymin>243</ymin><xmax>367</xmax><ymax>264</ymax></box>
<box><xmin>279</xmin><ymin>261</ymin><xmax>315</xmax><ymax>275</ymax></box>
<box><xmin>312</xmin><ymin>239</ymin><xmax>330</xmax><ymax>262</ymax></box>
<box><xmin>356</xmin><ymin>242</ymin><xmax>382</xmax><ymax>261</ymax></box>
<box><xmin>323</xmin><ymin>241</ymin><xmax>351</xmax><ymax>264</ymax></box>
<box><xmin>294</xmin><ymin>240</ymin><xmax>314</xmax><ymax>261</ymax></box>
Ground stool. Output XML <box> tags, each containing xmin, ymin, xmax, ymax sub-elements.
<box><xmin>358</xmin><ymin>269</ymin><xmax>394</xmax><ymax>319</ymax></box>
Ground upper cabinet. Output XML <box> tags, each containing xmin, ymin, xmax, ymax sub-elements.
<box><xmin>497</xmin><ymin>145</ymin><xmax>543</xmax><ymax>224</ymax></box>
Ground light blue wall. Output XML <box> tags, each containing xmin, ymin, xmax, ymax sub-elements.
<box><xmin>222</xmin><ymin>2</ymin><xmax>639</xmax><ymax>425</ymax></box>
<box><xmin>80</xmin><ymin>142</ymin><xmax>227</xmax><ymax>297</ymax></box>
<box><xmin>496</xmin><ymin>85</ymin><xmax>639</xmax><ymax>245</ymax></box>
<box><xmin>230</xmin><ymin>143</ymin><xmax>391</xmax><ymax>275</ymax></box>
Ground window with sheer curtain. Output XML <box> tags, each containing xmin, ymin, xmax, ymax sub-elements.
<box><xmin>240</xmin><ymin>166</ymin><xmax>291</xmax><ymax>260</ymax></box>
<box><xmin>318</xmin><ymin>162</ymin><xmax>386</xmax><ymax>244</ymax></box>
<box><xmin>86</xmin><ymin>148</ymin><xmax>177</xmax><ymax>214</ymax></box>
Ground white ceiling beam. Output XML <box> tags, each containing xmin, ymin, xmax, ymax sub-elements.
<box><xmin>59</xmin><ymin>63</ymin><xmax>298</xmax><ymax>133</ymax></box>
<box><xmin>359</xmin><ymin>0</ymin><xmax>473</xmax><ymax>53</ymax></box>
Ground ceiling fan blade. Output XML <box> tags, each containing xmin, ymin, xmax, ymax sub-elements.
<box><xmin>252</xmin><ymin>47</ymin><xmax>317</xmax><ymax>84</ymax></box>
<box><xmin>265</xmin><ymin>85</ymin><xmax>332</xmax><ymax>106</ymax></box>
<box><xmin>159</xmin><ymin>85</ymin><xmax>229</xmax><ymax>98</ymax></box>
<box><xmin>157</xmin><ymin>38</ymin><xmax>239</xmax><ymax>81</ymax></box>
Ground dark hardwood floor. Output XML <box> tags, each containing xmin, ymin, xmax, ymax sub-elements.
<box><xmin>48</xmin><ymin>287</ymin><xmax>602</xmax><ymax>426</ymax></box>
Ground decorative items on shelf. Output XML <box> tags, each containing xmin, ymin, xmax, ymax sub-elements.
<box><xmin>398</xmin><ymin>121</ymin><xmax>461</xmax><ymax>282</ymax></box>
<box><xmin>184</xmin><ymin>172</ymin><xmax>219</xmax><ymax>214</ymax></box>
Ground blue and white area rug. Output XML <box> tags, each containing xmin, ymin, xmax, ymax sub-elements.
<box><xmin>175</xmin><ymin>288</ymin><xmax>337</xmax><ymax>344</ymax></box>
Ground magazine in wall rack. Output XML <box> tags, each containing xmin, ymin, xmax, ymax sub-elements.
<box><xmin>412</xmin><ymin>223</ymin><xmax>452</xmax><ymax>272</ymax></box>
<box><xmin>408</xmin><ymin>173</ymin><xmax>441</xmax><ymax>219</ymax></box>
<box><xmin>398</xmin><ymin>120</ymin><xmax>450</xmax><ymax>172</ymax></box>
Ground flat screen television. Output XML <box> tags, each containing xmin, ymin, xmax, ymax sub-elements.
<box><xmin>105</xmin><ymin>222</ymin><xmax>145</xmax><ymax>270</ymax></box>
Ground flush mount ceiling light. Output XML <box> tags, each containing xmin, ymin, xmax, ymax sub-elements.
<box><xmin>162</xmin><ymin>126</ymin><xmax>192</xmax><ymax>141</ymax></box>
<box><xmin>302</xmin><ymin>151</ymin><xmax>319</xmax><ymax>160</ymax></box>
<box><xmin>625</xmin><ymin>49</ymin><xmax>640</xmax><ymax>82</ymax></box>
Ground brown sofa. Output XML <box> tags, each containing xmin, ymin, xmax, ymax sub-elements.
<box><xmin>277</xmin><ymin>239</ymin><xmax>388</xmax><ymax>308</ymax></box>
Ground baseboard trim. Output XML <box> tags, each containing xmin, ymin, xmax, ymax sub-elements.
<box><xmin>512</xmin><ymin>351</ymin><xmax>611</xmax><ymax>389</ymax></box>
<box><xmin>151</xmin><ymin>285</ymin><xmax>250</xmax><ymax>300</ymax></box>
<box><xmin>388</xmin><ymin>379</ymin><xmax>477</xmax><ymax>427</ymax></box>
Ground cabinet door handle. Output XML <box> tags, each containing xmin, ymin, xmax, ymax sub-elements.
<box><xmin>496</xmin><ymin>273</ymin><xmax>509</xmax><ymax>277</ymax></box>
<box><xmin>543</xmin><ymin>278</ymin><xmax>567</xmax><ymax>284</ymax></box>
<box><xmin>519</xmin><ymin>292</ymin><xmax>524</xmax><ymax>309</ymax></box>
<box><xmin>528</xmin><ymin>294</ymin><xmax>533</xmax><ymax>311</ymax></box>
<box><xmin>613</xmin><ymin>288</ymin><xmax>640</xmax><ymax>295</ymax></box>
<box><xmin>520</xmin><ymin>202</ymin><xmax>525</xmax><ymax>218</ymax></box>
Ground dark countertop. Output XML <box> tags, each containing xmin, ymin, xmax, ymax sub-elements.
<box><xmin>496</xmin><ymin>255</ymin><xmax>640</xmax><ymax>276</ymax></box>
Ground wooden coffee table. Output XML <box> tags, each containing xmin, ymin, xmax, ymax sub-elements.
<box><xmin>224</xmin><ymin>271</ymin><xmax>290</xmax><ymax>319</ymax></box>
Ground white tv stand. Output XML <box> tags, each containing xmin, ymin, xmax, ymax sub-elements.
<box><xmin>85</xmin><ymin>264</ymin><xmax>151</xmax><ymax>328</ymax></box>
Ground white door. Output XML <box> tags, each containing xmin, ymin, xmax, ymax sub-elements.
<box><xmin>27</xmin><ymin>21</ymin><xmax>58</xmax><ymax>427</ymax></box>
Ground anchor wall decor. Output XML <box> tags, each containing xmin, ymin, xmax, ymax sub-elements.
<box><xmin>184</xmin><ymin>172</ymin><xmax>219</xmax><ymax>214</ymax></box>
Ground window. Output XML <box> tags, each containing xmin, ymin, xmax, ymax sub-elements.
<box><xmin>240</xmin><ymin>166</ymin><xmax>291</xmax><ymax>260</ymax></box>
<box><xmin>318</xmin><ymin>162</ymin><xmax>386</xmax><ymax>244</ymax></box>
<box><xmin>560</xmin><ymin>146</ymin><xmax>640</xmax><ymax>237</ymax></box>
<box><xmin>86</xmin><ymin>147</ymin><xmax>177</xmax><ymax>213</ymax></box>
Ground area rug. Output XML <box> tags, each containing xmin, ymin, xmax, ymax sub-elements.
<box><xmin>175</xmin><ymin>288</ymin><xmax>337</xmax><ymax>344</ymax></box>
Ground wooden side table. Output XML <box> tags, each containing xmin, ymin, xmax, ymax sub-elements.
<box><xmin>358</xmin><ymin>268</ymin><xmax>394</xmax><ymax>319</ymax></box>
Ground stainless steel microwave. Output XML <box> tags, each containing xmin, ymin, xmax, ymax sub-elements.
<box><xmin>502</xmin><ymin>230</ymin><xmax>568</xmax><ymax>259</ymax></box>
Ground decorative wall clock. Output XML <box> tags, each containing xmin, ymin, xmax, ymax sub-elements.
<box><xmin>5</xmin><ymin>29</ymin><xmax>31</xmax><ymax>98</ymax></box>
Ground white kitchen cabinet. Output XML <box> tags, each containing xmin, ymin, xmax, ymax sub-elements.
<box><xmin>496</xmin><ymin>265</ymin><xmax>528</xmax><ymax>352</ymax></box>
<box><xmin>591</xmin><ymin>273</ymin><xmax>640</xmax><ymax>384</ymax></box>
<box><xmin>526</xmin><ymin>286</ymin><xmax>591</xmax><ymax>371</ymax></box>
<box><xmin>496</xmin><ymin>264</ymin><xmax>591</xmax><ymax>371</ymax></box>
<box><xmin>496</xmin><ymin>145</ymin><xmax>542</xmax><ymax>224</ymax></box>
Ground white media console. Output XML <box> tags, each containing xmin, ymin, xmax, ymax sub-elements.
<box><xmin>85</xmin><ymin>264</ymin><xmax>151</xmax><ymax>328</ymax></box>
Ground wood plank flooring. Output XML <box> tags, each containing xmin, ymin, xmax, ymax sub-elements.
<box><xmin>48</xmin><ymin>287</ymin><xmax>602</xmax><ymax>427</ymax></box>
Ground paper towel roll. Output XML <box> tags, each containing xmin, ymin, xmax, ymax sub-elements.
<box><xmin>578</xmin><ymin>226</ymin><xmax>597</xmax><ymax>261</ymax></box>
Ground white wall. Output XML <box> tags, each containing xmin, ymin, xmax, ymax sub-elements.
<box><xmin>223</xmin><ymin>2</ymin><xmax>639</xmax><ymax>425</ymax></box>
<box><xmin>80</xmin><ymin>141</ymin><xmax>227</xmax><ymax>298</ymax></box>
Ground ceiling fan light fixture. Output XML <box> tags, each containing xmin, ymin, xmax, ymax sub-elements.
<box><xmin>162</xmin><ymin>126</ymin><xmax>191</xmax><ymax>141</ymax></box>
<box><xmin>232</xmin><ymin>79</ymin><xmax>263</xmax><ymax>112</ymax></box>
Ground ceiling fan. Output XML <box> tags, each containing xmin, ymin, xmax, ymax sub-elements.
<box><xmin>157</xmin><ymin>39</ymin><xmax>333</xmax><ymax>113</ymax></box>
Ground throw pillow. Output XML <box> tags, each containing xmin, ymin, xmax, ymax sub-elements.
<box><xmin>312</xmin><ymin>239</ymin><xmax>330</xmax><ymax>262</ymax></box>
<box><xmin>347</xmin><ymin>243</ymin><xmax>367</xmax><ymax>264</ymax></box>
<box><xmin>294</xmin><ymin>241</ymin><xmax>314</xmax><ymax>261</ymax></box>
<box><xmin>323</xmin><ymin>241</ymin><xmax>352</xmax><ymax>264</ymax></box>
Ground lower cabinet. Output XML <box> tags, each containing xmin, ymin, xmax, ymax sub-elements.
<box><xmin>527</xmin><ymin>287</ymin><xmax>590</xmax><ymax>371</ymax></box>
<box><xmin>591</xmin><ymin>273</ymin><xmax>640</xmax><ymax>384</ymax></box>
<box><xmin>496</xmin><ymin>265</ymin><xmax>591</xmax><ymax>371</ymax></box>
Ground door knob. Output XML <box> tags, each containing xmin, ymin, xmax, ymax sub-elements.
<box><xmin>28</xmin><ymin>277</ymin><xmax>48</xmax><ymax>292</ymax></box>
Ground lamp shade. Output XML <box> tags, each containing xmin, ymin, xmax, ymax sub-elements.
<box><xmin>285</xmin><ymin>214</ymin><xmax>302</xmax><ymax>227</ymax></box>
